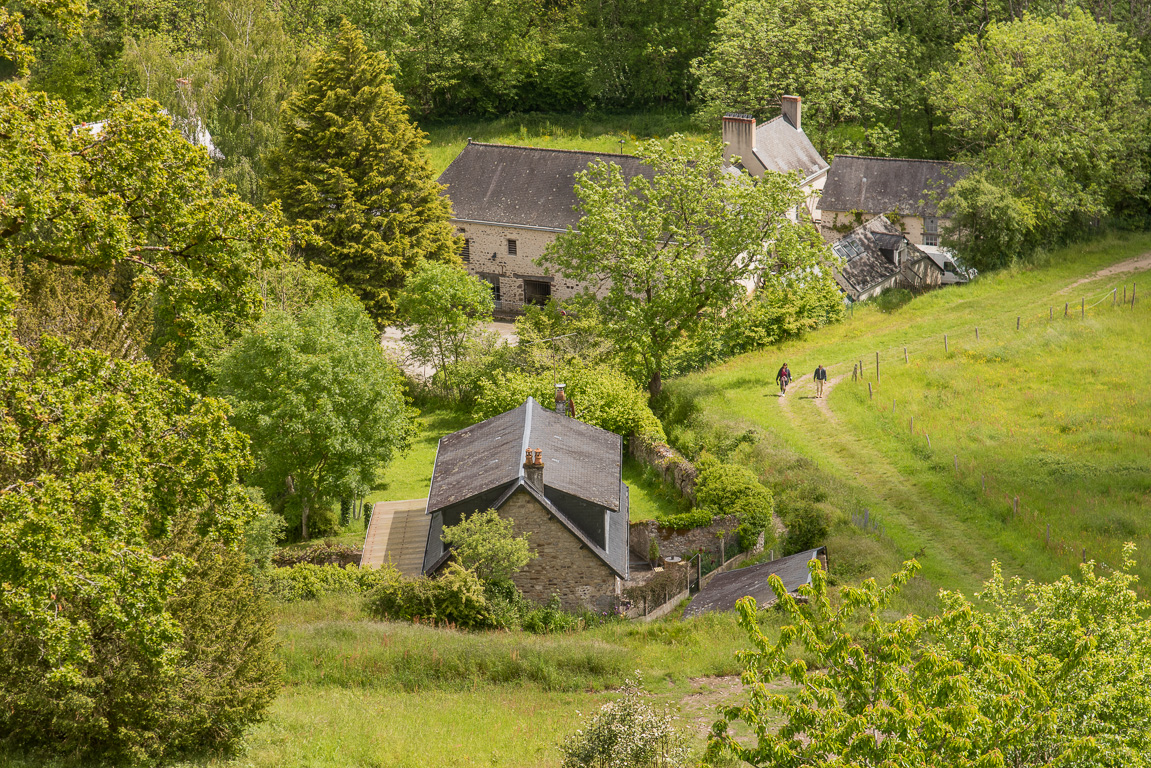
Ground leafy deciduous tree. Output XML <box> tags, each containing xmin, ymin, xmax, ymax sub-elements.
<box><xmin>542</xmin><ymin>136</ymin><xmax>827</xmax><ymax>397</ymax></box>
<box><xmin>396</xmin><ymin>259</ymin><xmax>494</xmax><ymax>399</ymax></box>
<box><xmin>0</xmin><ymin>278</ymin><xmax>279</xmax><ymax>763</ymax></box>
<box><xmin>265</xmin><ymin>20</ymin><xmax>458</xmax><ymax>323</ymax></box>
<box><xmin>440</xmin><ymin>509</ymin><xmax>536</xmax><ymax>586</ymax></box>
<box><xmin>934</xmin><ymin>10</ymin><xmax>1151</xmax><ymax>246</ymax></box>
<box><xmin>216</xmin><ymin>294</ymin><xmax>414</xmax><ymax>539</ymax></box>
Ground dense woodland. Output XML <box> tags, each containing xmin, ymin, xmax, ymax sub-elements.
<box><xmin>3</xmin><ymin>0</ymin><xmax>1151</xmax><ymax>764</ymax></box>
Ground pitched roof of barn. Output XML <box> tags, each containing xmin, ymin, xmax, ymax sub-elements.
<box><xmin>437</xmin><ymin>142</ymin><xmax>655</xmax><ymax>231</ymax></box>
<box><xmin>821</xmin><ymin>155</ymin><xmax>966</xmax><ymax>217</ymax></box>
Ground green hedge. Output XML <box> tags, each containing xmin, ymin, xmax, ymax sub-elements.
<box><xmin>266</xmin><ymin>563</ymin><xmax>392</xmax><ymax>601</ymax></box>
<box><xmin>693</xmin><ymin>458</ymin><xmax>775</xmax><ymax>548</ymax></box>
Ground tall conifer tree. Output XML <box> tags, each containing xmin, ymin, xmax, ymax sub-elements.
<box><xmin>265</xmin><ymin>20</ymin><xmax>458</xmax><ymax>322</ymax></box>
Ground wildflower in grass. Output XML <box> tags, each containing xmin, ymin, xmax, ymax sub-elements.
<box><xmin>560</xmin><ymin>675</ymin><xmax>688</xmax><ymax>768</ymax></box>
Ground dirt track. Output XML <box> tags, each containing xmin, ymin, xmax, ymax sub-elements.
<box><xmin>1060</xmin><ymin>251</ymin><xmax>1151</xmax><ymax>293</ymax></box>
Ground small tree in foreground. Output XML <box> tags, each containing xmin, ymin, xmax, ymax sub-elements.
<box><xmin>396</xmin><ymin>260</ymin><xmax>495</xmax><ymax>400</ymax></box>
<box><xmin>560</xmin><ymin>677</ymin><xmax>689</xmax><ymax>768</ymax></box>
<box><xmin>706</xmin><ymin>547</ymin><xmax>1151</xmax><ymax>767</ymax></box>
<box><xmin>441</xmin><ymin>509</ymin><xmax>536</xmax><ymax>586</ymax></box>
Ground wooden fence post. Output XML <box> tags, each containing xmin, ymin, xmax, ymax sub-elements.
<box><xmin>1016</xmin><ymin>316</ymin><xmax>1020</xmax><ymax>330</ymax></box>
<box><xmin>868</xmin><ymin>382</ymin><xmax>873</xmax><ymax>400</ymax></box>
<box><xmin>926</xmin><ymin>433</ymin><xmax>931</xmax><ymax>449</ymax></box>
<box><xmin>1049</xmin><ymin>306</ymin><xmax>1053</xmax><ymax>320</ymax></box>
<box><xmin>909</xmin><ymin>417</ymin><xmax>914</xmax><ymax>435</ymax></box>
<box><xmin>892</xmin><ymin>398</ymin><xmax>896</xmax><ymax>414</ymax></box>
<box><xmin>975</xmin><ymin>326</ymin><xmax>979</xmax><ymax>340</ymax></box>
<box><xmin>1064</xmin><ymin>302</ymin><xmax>1069</xmax><ymax>317</ymax></box>
<box><xmin>904</xmin><ymin>346</ymin><xmax>908</xmax><ymax>363</ymax></box>
<box><xmin>944</xmin><ymin>334</ymin><xmax>948</xmax><ymax>352</ymax></box>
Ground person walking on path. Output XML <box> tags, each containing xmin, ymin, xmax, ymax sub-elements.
<box><xmin>776</xmin><ymin>363</ymin><xmax>792</xmax><ymax>396</ymax></box>
<box><xmin>814</xmin><ymin>364</ymin><xmax>827</xmax><ymax>398</ymax></box>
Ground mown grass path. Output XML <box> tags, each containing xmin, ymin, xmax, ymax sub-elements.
<box><xmin>670</xmin><ymin>234</ymin><xmax>1151</xmax><ymax>595</ymax></box>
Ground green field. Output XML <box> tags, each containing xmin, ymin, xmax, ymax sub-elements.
<box><xmin>664</xmin><ymin>234</ymin><xmax>1151</xmax><ymax>598</ymax></box>
<box><xmin>420</xmin><ymin>112</ymin><xmax>710</xmax><ymax>175</ymax></box>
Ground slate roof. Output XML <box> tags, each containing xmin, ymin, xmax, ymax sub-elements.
<box><xmin>832</xmin><ymin>216</ymin><xmax>905</xmax><ymax>294</ymax></box>
<box><xmin>752</xmin><ymin>116</ymin><xmax>829</xmax><ymax>178</ymax></box>
<box><xmin>424</xmin><ymin>397</ymin><xmax>629</xmax><ymax>578</ymax></box>
<box><xmin>437</xmin><ymin>142</ymin><xmax>655</xmax><ymax>230</ymax></box>
<box><xmin>684</xmin><ymin>548</ymin><xmax>826</xmax><ymax>618</ymax></box>
<box><xmin>821</xmin><ymin>156</ymin><xmax>966</xmax><ymax>217</ymax></box>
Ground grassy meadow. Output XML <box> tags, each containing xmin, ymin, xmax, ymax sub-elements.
<box><xmin>420</xmin><ymin>112</ymin><xmax>710</xmax><ymax>175</ymax></box>
<box><xmin>664</xmin><ymin>233</ymin><xmax>1151</xmax><ymax>598</ymax></box>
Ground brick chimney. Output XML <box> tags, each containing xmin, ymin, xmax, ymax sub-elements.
<box><xmin>523</xmin><ymin>448</ymin><xmax>544</xmax><ymax>494</ymax></box>
<box><xmin>781</xmin><ymin>95</ymin><xmax>802</xmax><ymax>132</ymax></box>
<box><xmin>721</xmin><ymin>114</ymin><xmax>756</xmax><ymax>168</ymax></box>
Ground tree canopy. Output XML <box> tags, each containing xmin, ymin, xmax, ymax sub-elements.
<box><xmin>265</xmin><ymin>20</ymin><xmax>458</xmax><ymax>323</ymax></box>
<box><xmin>707</xmin><ymin>546</ymin><xmax>1151</xmax><ymax>767</ymax></box>
<box><xmin>0</xmin><ymin>278</ymin><xmax>279</xmax><ymax>763</ymax></box>
<box><xmin>542</xmin><ymin>136</ymin><xmax>831</xmax><ymax>396</ymax></box>
<box><xmin>396</xmin><ymin>259</ymin><xmax>494</xmax><ymax>400</ymax></box>
<box><xmin>935</xmin><ymin>10</ymin><xmax>1150</xmax><ymax>256</ymax></box>
<box><xmin>215</xmin><ymin>294</ymin><xmax>414</xmax><ymax>539</ymax></box>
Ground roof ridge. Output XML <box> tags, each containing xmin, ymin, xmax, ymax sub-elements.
<box><xmin>463</xmin><ymin>141</ymin><xmax>639</xmax><ymax>161</ymax></box>
<box><xmin>832</xmin><ymin>154</ymin><xmax>962</xmax><ymax>166</ymax></box>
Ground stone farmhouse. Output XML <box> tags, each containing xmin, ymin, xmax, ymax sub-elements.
<box><xmin>828</xmin><ymin>215</ymin><xmax>948</xmax><ymax>302</ymax></box>
<box><xmin>720</xmin><ymin>95</ymin><xmax>829</xmax><ymax>222</ymax></box>
<box><xmin>820</xmin><ymin>155</ymin><xmax>966</xmax><ymax>246</ymax></box>
<box><xmin>421</xmin><ymin>397</ymin><xmax>630</xmax><ymax>612</ymax></box>
<box><xmin>437</xmin><ymin>142</ymin><xmax>654</xmax><ymax>313</ymax></box>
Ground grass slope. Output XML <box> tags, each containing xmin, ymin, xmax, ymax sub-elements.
<box><xmin>666</xmin><ymin>234</ymin><xmax>1151</xmax><ymax>597</ymax></box>
<box><xmin>421</xmin><ymin>112</ymin><xmax>709</xmax><ymax>175</ymax></box>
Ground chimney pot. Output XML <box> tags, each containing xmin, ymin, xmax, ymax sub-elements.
<box><xmin>524</xmin><ymin>448</ymin><xmax>545</xmax><ymax>493</ymax></box>
<box><xmin>524</xmin><ymin>448</ymin><xmax>533</xmax><ymax>466</ymax></box>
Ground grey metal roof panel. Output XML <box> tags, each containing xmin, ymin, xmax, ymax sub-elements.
<box><xmin>821</xmin><ymin>156</ymin><xmax>966</xmax><ymax>217</ymax></box>
<box><xmin>438</xmin><ymin>142</ymin><xmax>655</xmax><ymax>230</ymax></box>
<box><xmin>684</xmin><ymin>548</ymin><xmax>826</xmax><ymax>618</ymax></box>
<box><xmin>752</xmin><ymin>116</ymin><xmax>829</xmax><ymax>178</ymax></box>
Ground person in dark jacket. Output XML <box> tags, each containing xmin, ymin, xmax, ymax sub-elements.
<box><xmin>776</xmin><ymin>363</ymin><xmax>791</xmax><ymax>396</ymax></box>
<box><xmin>814</xmin><ymin>364</ymin><xmax>827</xmax><ymax>397</ymax></box>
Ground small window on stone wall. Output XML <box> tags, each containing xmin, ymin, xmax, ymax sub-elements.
<box><xmin>507</xmin><ymin>238</ymin><xmax>518</xmax><ymax>256</ymax></box>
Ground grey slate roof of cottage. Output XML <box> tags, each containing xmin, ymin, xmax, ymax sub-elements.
<box><xmin>821</xmin><ymin>156</ymin><xmax>966</xmax><ymax>217</ymax></box>
<box><xmin>437</xmin><ymin>142</ymin><xmax>655</xmax><ymax>231</ymax></box>
<box><xmin>684</xmin><ymin>547</ymin><xmax>827</xmax><ymax>617</ymax></box>
<box><xmin>424</xmin><ymin>397</ymin><xmax>629</xmax><ymax>578</ymax></box>
<box><xmin>752</xmin><ymin>115</ymin><xmax>829</xmax><ymax>178</ymax></box>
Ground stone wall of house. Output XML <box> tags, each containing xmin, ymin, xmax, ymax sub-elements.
<box><xmin>823</xmin><ymin>210</ymin><xmax>949</xmax><ymax>248</ymax></box>
<box><xmin>453</xmin><ymin>221</ymin><xmax>599</xmax><ymax>310</ymax></box>
<box><xmin>499</xmin><ymin>488</ymin><xmax>620</xmax><ymax>612</ymax></box>
<box><xmin>629</xmin><ymin>514</ymin><xmax>749</xmax><ymax>561</ymax></box>
<box><xmin>628</xmin><ymin>435</ymin><xmax>697</xmax><ymax>501</ymax></box>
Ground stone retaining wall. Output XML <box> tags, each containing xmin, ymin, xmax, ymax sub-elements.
<box><xmin>628</xmin><ymin>435</ymin><xmax>697</xmax><ymax>501</ymax></box>
<box><xmin>629</xmin><ymin>514</ymin><xmax>746</xmax><ymax>561</ymax></box>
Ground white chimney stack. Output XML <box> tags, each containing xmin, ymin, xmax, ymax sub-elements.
<box><xmin>781</xmin><ymin>95</ymin><xmax>802</xmax><ymax>132</ymax></box>
<box><xmin>721</xmin><ymin>114</ymin><xmax>756</xmax><ymax>169</ymax></box>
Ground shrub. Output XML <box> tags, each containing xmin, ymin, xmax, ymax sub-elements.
<box><xmin>441</xmin><ymin>509</ymin><xmax>536</xmax><ymax>586</ymax></box>
<box><xmin>267</xmin><ymin>562</ymin><xmax>393</xmax><ymax>601</ymax></box>
<box><xmin>367</xmin><ymin>563</ymin><xmax>495</xmax><ymax>630</ymax></box>
<box><xmin>780</xmin><ymin>501</ymin><xmax>831</xmax><ymax>555</ymax></box>
<box><xmin>521</xmin><ymin>595</ymin><xmax>587</xmax><ymax>634</ymax></box>
<box><xmin>656</xmin><ymin>508</ymin><xmax>715</xmax><ymax>530</ymax></box>
<box><xmin>694</xmin><ymin>458</ymin><xmax>775</xmax><ymax>548</ymax></box>
<box><xmin>559</xmin><ymin>677</ymin><xmax>689</xmax><ymax>768</ymax></box>
<box><xmin>474</xmin><ymin>365</ymin><xmax>665</xmax><ymax>442</ymax></box>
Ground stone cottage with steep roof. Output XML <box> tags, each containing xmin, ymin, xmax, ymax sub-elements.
<box><xmin>820</xmin><ymin>155</ymin><xmax>967</xmax><ymax>246</ymax></box>
<box><xmin>422</xmin><ymin>397</ymin><xmax>630</xmax><ymax>611</ymax></box>
<box><xmin>437</xmin><ymin>142</ymin><xmax>655</xmax><ymax>314</ymax></box>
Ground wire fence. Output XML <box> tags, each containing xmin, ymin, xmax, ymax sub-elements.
<box><xmin>829</xmin><ymin>275</ymin><xmax>1146</xmax><ymax>593</ymax></box>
